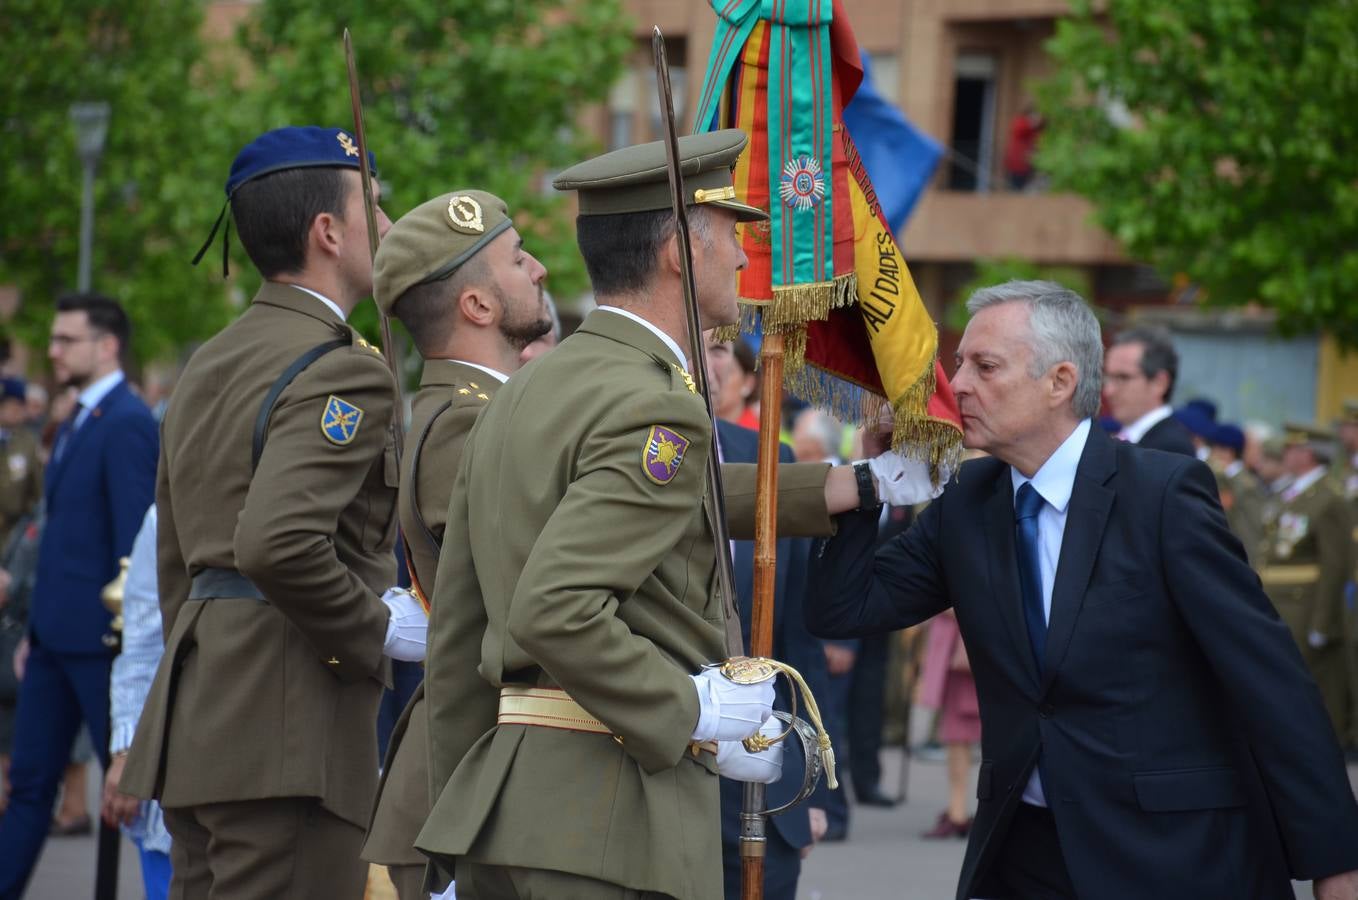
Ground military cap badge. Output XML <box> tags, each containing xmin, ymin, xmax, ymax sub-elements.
<box><xmin>643</xmin><ymin>425</ymin><xmax>690</xmax><ymax>485</ymax></box>
<box><xmin>321</xmin><ymin>395</ymin><xmax>364</xmax><ymax>446</ymax></box>
<box><xmin>447</xmin><ymin>195</ymin><xmax>485</xmax><ymax>234</ymax></box>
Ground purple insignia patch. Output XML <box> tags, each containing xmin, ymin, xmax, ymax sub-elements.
<box><xmin>643</xmin><ymin>425</ymin><xmax>690</xmax><ymax>485</ymax></box>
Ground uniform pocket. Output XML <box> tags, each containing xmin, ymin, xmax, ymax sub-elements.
<box><xmin>361</xmin><ymin>443</ymin><xmax>400</xmax><ymax>551</ymax></box>
<box><xmin>1132</xmin><ymin>765</ymin><xmax>1244</xmax><ymax>812</ymax></box>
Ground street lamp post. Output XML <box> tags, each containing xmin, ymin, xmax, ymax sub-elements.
<box><xmin>69</xmin><ymin>102</ymin><xmax>111</xmax><ymax>293</ymax></box>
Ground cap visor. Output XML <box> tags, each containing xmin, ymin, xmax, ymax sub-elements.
<box><xmin>710</xmin><ymin>198</ymin><xmax>768</xmax><ymax>222</ymax></box>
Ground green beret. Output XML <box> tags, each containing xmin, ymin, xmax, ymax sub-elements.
<box><xmin>373</xmin><ymin>190</ymin><xmax>512</xmax><ymax>315</ymax></box>
<box><xmin>553</xmin><ymin>128</ymin><xmax>767</xmax><ymax>222</ymax></box>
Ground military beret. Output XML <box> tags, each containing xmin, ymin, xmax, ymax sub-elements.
<box><xmin>553</xmin><ymin>128</ymin><xmax>767</xmax><ymax>222</ymax></box>
<box><xmin>0</xmin><ymin>377</ymin><xmax>25</xmax><ymax>403</ymax></box>
<box><xmin>1209</xmin><ymin>423</ymin><xmax>1245</xmax><ymax>455</ymax></box>
<box><xmin>225</xmin><ymin>126</ymin><xmax>377</xmax><ymax>197</ymax></box>
<box><xmin>372</xmin><ymin>190</ymin><xmax>512</xmax><ymax>316</ymax></box>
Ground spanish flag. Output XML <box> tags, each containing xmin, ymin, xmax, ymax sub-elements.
<box><xmin>694</xmin><ymin>0</ymin><xmax>961</xmax><ymax>468</ymax></box>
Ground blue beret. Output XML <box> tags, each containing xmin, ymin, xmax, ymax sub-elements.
<box><xmin>0</xmin><ymin>377</ymin><xmax>26</xmax><ymax>402</ymax></box>
<box><xmin>1211</xmin><ymin>423</ymin><xmax>1245</xmax><ymax>454</ymax></box>
<box><xmin>1181</xmin><ymin>397</ymin><xmax>1217</xmax><ymax>423</ymax></box>
<box><xmin>225</xmin><ymin>126</ymin><xmax>378</xmax><ymax>196</ymax></box>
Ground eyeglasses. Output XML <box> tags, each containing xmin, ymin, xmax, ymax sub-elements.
<box><xmin>49</xmin><ymin>333</ymin><xmax>100</xmax><ymax>348</ymax></box>
<box><xmin>1102</xmin><ymin>371</ymin><xmax>1146</xmax><ymax>385</ymax></box>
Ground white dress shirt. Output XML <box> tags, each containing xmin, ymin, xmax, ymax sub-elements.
<box><xmin>74</xmin><ymin>370</ymin><xmax>125</xmax><ymax>430</ymax></box>
<box><xmin>1009</xmin><ymin>417</ymin><xmax>1093</xmax><ymax>807</ymax></box>
<box><xmin>453</xmin><ymin>361</ymin><xmax>509</xmax><ymax>384</ymax></box>
<box><xmin>1118</xmin><ymin>404</ymin><xmax>1172</xmax><ymax>444</ymax></box>
<box><xmin>291</xmin><ymin>285</ymin><xmax>347</xmax><ymax>322</ymax></box>
<box><xmin>596</xmin><ymin>306</ymin><xmax>688</xmax><ymax>371</ymax></box>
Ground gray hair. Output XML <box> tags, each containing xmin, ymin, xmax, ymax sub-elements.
<box><xmin>795</xmin><ymin>409</ymin><xmax>844</xmax><ymax>460</ymax></box>
<box><xmin>965</xmin><ymin>279</ymin><xmax>1104</xmax><ymax>419</ymax></box>
<box><xmin>1112</xmin><ymin>324</ymin><xmax>1178</xmax><ymax>403</ymax></box>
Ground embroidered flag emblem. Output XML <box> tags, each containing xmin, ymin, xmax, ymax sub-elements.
<box><xmin>643</xmin><ymin>425</ymin><xmax>690</xmax><ymax>485</ymax></box>
<box><xmin>321</xmin><ymin>395</ymin><xmax>364</xmax><ymax>446</ymax></box>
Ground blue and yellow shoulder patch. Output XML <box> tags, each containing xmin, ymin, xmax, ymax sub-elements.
<box><xmin>321</xmin><ymin>395</ymin><xmax>364</xmax><ymax>446</ymax></box>
<box><xmin>643</xmin><ymin>425</ymin><xmax>690</xmax><ymax>485</ymax></box>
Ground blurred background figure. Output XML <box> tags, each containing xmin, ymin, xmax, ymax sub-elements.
<box><xmin>1102</xmin><ymin>325</ymin><xmax>1195</xmax><ymax>456</ymax></box>
<box><xmin>918</xmin><ymin>607</ymin><xmax>980</xmax><ymax>839</ymax></box>
<box><xmin>519</xmin><ymin>290</ymin><xmax>562</xmax><ymax>365</ymax></box>
<box><xmin>1001</xmin><ymin>102</ymin><xmax>1043</xmax><ymax>192</ymax></box>
<box><xmin>22</xmin><ymin>384</ymin><xmax>48</xmax><ymax>444</ymax></box>
<box><xmin>100</xmin><ymin>505</ymin><xmax>171</xmax><ymax>900</ymax></box>
<box><xmin>712</xmin><ymin>337</ymin><xmax>760</xmax><ymax>430</ymax></box>
<box><xmin>0</xmin><ymin>378</ymin><xmax>41</xmax><ymax>552</ymax></box>
<box><xmin>1207</xmin><ymin>422</ymin><xmax>1265</xmax><ymax>567</ymax></box>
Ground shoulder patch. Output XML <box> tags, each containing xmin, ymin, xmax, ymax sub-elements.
<box><xmin>321</xmin><ymin>395</ymin><xmax>365</xmax><ymax>445</ymax></box>
<box><xmin>643</xmin><ymin>425</ymin><xmax>691</xmax><ymax>485</ymax></box>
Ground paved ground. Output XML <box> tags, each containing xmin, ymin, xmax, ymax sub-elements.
<box><xmin>21</xmin><ymin>713</ymin><xmax>1358</xmax><ymax>899</ymax></box>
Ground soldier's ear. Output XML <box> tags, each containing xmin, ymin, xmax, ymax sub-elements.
<box><xmin>309</xmin><ymin>211</ymin><xmax>343</xmax><ymax>263</ymax></box>
<box><xmin>457</xmin><ymin>285</ymin><xmax>496</xmax><ymax>327</ymax></box>
<box><xmin>661</xmin><ymin>228</ymin><xmax>683</xmax><ymax>278</ymax></box>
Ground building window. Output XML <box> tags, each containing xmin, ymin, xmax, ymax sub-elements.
<box><xmin>948</xmin><ymin>52</ymin><xmax>998</xmax><ymax>192</ymax></box>
<box><xmin>608</xmin><ymin>70</ymin><xmax>638</xmax><ymax>150</ymax></box>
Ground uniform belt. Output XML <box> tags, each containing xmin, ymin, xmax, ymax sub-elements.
<box><xmin>1259</xmin><ymin>564</ymin><xmax>1321</xmax><ymax>587</ymax></box>
<box><xmin>497</xmin><ymin>686</ymin><xmax>718</xmax><ymax>757</ymax></box>
<box><xmin>189</xmin><ymin>568</ymin><xmax>266</xmax><ymax>602</ymax></box>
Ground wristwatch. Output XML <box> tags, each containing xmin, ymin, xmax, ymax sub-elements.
<box><xmin>853</xmin><ymin>461</ymin><xmax>879</xmax><ymax>510</ymax></box>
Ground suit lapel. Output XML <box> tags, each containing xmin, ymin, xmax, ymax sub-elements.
<box><xmin>983</xmin><ymin>471</ymin><xmax>1041</xmax><ymax>691</ymax></box>
<box><xmin>1041</xmin><ymin>428</ymin><xmax>1117</xmax><ymax>692</ymax></box>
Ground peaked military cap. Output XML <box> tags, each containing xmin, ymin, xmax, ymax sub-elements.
<box><xmin>1340</xmin><ymin>399</ymin><xmax>1358</xmax><ymax>425</ymax></box>
<box><xmin>1282</xmin><ymin>422</ymin><xmax>1336</xmax><ymax>458</ymax></box>
<box><xmin>373</xmin><ymin>190</ymin><xmax>512</xmax><ymax>315</ymax></box>
<box><xmin>553</xmin><ymin>128</ymin><xmax>767</xmax><ymax>222</ymax></box>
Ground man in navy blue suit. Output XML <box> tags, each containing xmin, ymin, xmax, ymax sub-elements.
<box><xmin>0</xmin><ymin>294</ymin><xmax>157</xmax><ymax>897</ymax></box>
<box><xmin>709</xmin><ymin>338</ymin><xmax>831</xmax><ymax>900</ymax></box>
<box><xmin>808</xmin><ymin>281</ymin><xmax>1358</xmax><ymax>900</ymax></box>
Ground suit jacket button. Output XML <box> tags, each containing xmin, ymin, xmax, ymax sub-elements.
<box><xmin>1039</xmin><ymin>703</ymin><xmax>1054</xmax><ymax>719</ymax></box>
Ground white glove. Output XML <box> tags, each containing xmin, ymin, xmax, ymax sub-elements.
<box><xmin>690</xmin><ymin>668</ymin><xmax>775</xmax><ymax>742</ymax></box>
<box><xmin>715</xmin><ymin>717</ymin><xmax>784</xmax><ymax>784</ymax></box>
<box><xmin>382</xmin><ymin>587</ymin><xmax>427</xmax><ymax>662</ymax></box>
<box><xmin>863</xmin><ymin>452</ymin><xmax>952</xmax><ymax>506</ymax></box>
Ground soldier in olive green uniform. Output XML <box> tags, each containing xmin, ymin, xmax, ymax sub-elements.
<box><xmin>1257</xmin><ymin>424</ymin><xmax>1352</xmax><ymax>741</ymax></box>
<box><xmin>416</xmin><ymin>131</ymin><xmax>930</xmax><ymax>900</ymax></box>
<box><xmin>120</xmin><ymin>127</ymin><xmax>428</xmax><ymax>899</ymax></box>
<box><xmin>1336</xmin><ymin>402</ymin><xmax>1358</xmax><ymax>751</ymax></box>
<box><xmin>1208</xmin><ymin>423</ymin><xmax>1266</xmax><ymax>567</ymax></box>
<box><xmin>361</xmin><ymin>190</ymin><xmax>550</xmax><ymax>899</ymax></box>
<box><xmin>0</xmin><ymin>378</ymin><xmax>41</xmax><ymax>549</ymax></box>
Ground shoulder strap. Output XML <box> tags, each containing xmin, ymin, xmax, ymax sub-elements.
<box><xmin>409</xmin><ymin>399</ymin><xmax>456</xmax><ymax>555</ymax></box>
<box><xmin>251</xmin><ymin>337</ymin><xmax>350</xmax><ymax>471</ymax></box>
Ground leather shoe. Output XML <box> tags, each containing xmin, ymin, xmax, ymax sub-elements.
<box><xmin>50</xmin><ymin>815</ymin><xmax>92</xmax><ymax>837</ymax></box>
<box><xmin>921</xmin><ymin>811</ymin><xmax>970</xmax><ymax>839</ymax></box>
<box><xmin>856</xmin><ymin>787</ymin><xmax>898</xmax><ymax>808</ymax></box>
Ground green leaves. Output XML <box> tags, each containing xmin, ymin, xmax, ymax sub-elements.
<box><xmin>1</xmin><ymin>0</ymin><xmax>629</xmax><ymax>367</ymax></box>
<box><xmin>1039</xmin><ymin>0</ymin><xmax>1358</xmax><ymax>344</ymax></box>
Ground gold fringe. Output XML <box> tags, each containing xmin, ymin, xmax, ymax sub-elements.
<box><xmin>709</xmin><ymin>323</ymin><xmax>742</xmax><ymax>343</ymax></box>
<box><xmin>783</xmin><ymin>354</ymin><xmax>963</xmax><ymax>487</ymax></box>
<box><xmin>762</xmin><ymin>272</ymin><xmax>858</xmax><ymax>329</ymax></box>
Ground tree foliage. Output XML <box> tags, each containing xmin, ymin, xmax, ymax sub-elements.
<box><xmin>1</xmin><ymin>0</ymin><xmax>630</xmax><ymax>367</ymax></box>
<box><xmin>0</xmin><ymin>0</ymin><xmax>238</xmax><ymax>363</ymax></box>
<box><xmin>1039</xmin><ymin>0</ymin><xmax>1358</xmax><ymax>344</ymax></box>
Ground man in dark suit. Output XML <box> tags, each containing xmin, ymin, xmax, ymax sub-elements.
<box><xmin>807</xmin><ymin>280</ymin><xmax>1358</xmax><ymax>900</ymax></box>
<box><xmin>714</xmin><ymin>413</ymin><xmax>830</xmax><ymax>900</ymax></box>
<box><xmin>1102</xmin><ymin>324</ymin><xmax>1195</xmax><ymax>456</ymax></box>
<box><xmin>0</xmin><ymin>293</ymin><xmax>157</xmax><ymax>897</ymax></box>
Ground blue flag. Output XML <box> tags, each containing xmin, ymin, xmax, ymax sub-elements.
<box><xmin>843</xmin><ymin>54</ymin><xmax>942</xmax><ymax>233</ymax></box>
